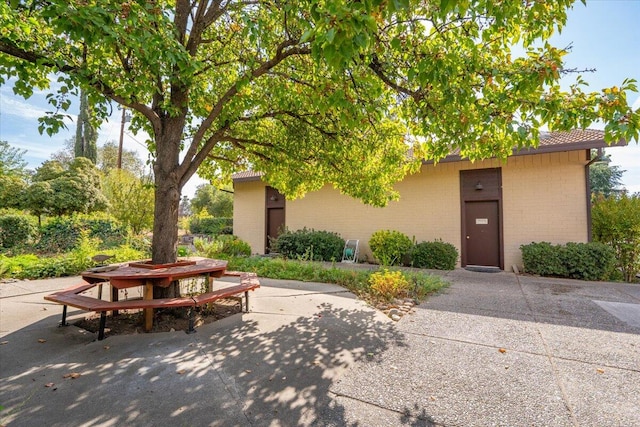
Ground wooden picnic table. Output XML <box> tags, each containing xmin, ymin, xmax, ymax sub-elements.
<box><xmin>80</xmin><ymin>258</ymin><xmax>228</xmax><ymax>332</ymax></box>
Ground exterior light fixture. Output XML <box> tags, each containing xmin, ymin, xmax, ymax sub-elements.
<box><xmin>475</xmin><ymin>181</ymin><xmax>484</xmax><ymax>191</ymax></box>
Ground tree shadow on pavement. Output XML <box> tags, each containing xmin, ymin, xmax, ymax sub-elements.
<box><xmin>0</xmin><ymin>299</ymin><xmax>435</xmax><ymax>426</ymax></box>
<box><xmin>195</xmin><ymin>301</ymin><xmax>408</xmax><ymax>426</ymax></box>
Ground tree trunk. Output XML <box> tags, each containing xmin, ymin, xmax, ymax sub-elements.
<box><xmin>151</xmin><ymin>128</ymin><xmax>183</xmax><ymax>298</ymax></box>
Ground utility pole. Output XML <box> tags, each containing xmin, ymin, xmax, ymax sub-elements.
<box><xmin>117</xmin><ymin>107</ymin><xmax>126</xmax><ymax>169</ymax></box>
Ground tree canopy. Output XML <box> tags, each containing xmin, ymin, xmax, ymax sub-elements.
<box><xmin>2</xmin><ymin>0</ymin><xmax>639</xmax><ymax>265</ymax></box>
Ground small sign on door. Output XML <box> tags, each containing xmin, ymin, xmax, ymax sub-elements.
<box><xmin>475</xmin><ymin>218</ymin><xmax>489</xmax><ymax>225</ymax></box>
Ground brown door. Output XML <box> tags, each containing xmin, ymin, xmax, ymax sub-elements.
<box><xmin>266</xmin><ymin>208</ymin><xmax>285</xmax><ymax>252</ymax></box>
<box><xmin>265</xmin><ymin>186</ymin><xmax>285</xmax><ymax>252</ymax></box>
<box><xmin>464</xmin><ymin>201</ymin><xmax>500</xmax><ymax>267</ymax></box>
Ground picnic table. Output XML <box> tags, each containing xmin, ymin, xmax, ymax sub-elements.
<box><xmin>45</xmin><ymin>258</ymin><xmax>260</xmax><ymax>340</ymax></box>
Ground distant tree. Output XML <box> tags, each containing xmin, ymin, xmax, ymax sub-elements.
<box><xmin>590</xmin><ymin>150</ymin><xmax>625</xmax><ymax>198</ymax></box>
<box><xmin>190</xmin><ymin>184</ymin><xmax>233</xmax><ymax>218</ymax></box>
<box><xmin>32</xmin><ymin>160</ymin><xmax>65</xmax><ymax>182</ymax></box>
<box><xmin>179</xmin><ymin>195</ymin><xmax>191</xmax><ymax>218</ymax></box>
<box><xmin>0</xmin><ymin>141</ymin><xmax>28</xmax><ymax>209</ymax></box>
<box><xmin>97</xmin><ymin>141</ymin><xmax>146</xmax><ymax>177</ymax></box>
<box><xmin>23</xmin><ymin>158</ymin><xmax>108</xmax><ymax>223</ymax></box>
<box><xmin>49</xmin><ymin>138</ymin><xmax>75</xmax><ymax>168</ymax></box>
<box><xmin>0</xmin><ymin>174</ymin><xmax>27</xmax><ymax>209</ymax></box>
<box><xmin>74</xmin><ymin>89</ymin><xmax>98</xmax><ymax>163</ymax></box>
<box><xmin>0</xmin><ymin>141</ymin><xmax>27</xmax><ymax>176</ymax></box>
<box><xmin>102</xmin><ymin>169</ymin><xmax>154</xmax><ymax>234</ymax></box>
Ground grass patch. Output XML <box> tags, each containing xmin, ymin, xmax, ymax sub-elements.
<box><xmin>228</xmin><ymin>256</ymin><xmax>448</xmax><ymax>303</ymax></box>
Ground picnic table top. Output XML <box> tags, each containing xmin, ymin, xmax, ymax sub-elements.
<box><xmin>81</xmin><ymin>258</ymin><xmax>228</xmax><ymax>288</ymax></box>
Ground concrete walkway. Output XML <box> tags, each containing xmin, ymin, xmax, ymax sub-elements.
<box><xmin>1</xmin><ymin>270</ymin><xmax>639</xmax><ymax>426</ymax></box>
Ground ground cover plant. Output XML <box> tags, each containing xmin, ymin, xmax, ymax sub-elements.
<box><xmin>228</xmin><ymin>256</ymin><xmax>448</xmax><ymax>304</ymax></box>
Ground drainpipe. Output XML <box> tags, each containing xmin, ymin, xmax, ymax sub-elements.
<box><xmin>585</xmin><ymin>148</ymin><xmax>604</xmax><ymax>241</ymax></box>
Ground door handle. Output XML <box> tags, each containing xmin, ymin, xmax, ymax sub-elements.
<box><xmin>466</xmin><ymin>235</ymin><xmax>470</xmax><ymax>239</ymax></box>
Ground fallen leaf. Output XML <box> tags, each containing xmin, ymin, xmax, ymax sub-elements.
<box><xmin>103</xmin><ymin>346</ymin><xmax>110</xmax><ymax>350</ymax></box>
<box><xmin>38</xmin><ymin>339</ymin><xmax>47</xmax><ymax>343</ymax></box>
<box><xmin>245</xmin><ymin>369</ymin><xmax>252</xmax><ymax>373</ymax></box>
<box><xmin>177</xmin><ymin>370</ymin><xmax>186</xmax><ymax>375</ymax></box>
<box><xmin>63</xmin><ymin>373</ymin><xmax>81</xmax><ymax>379</ymax></box>
<box><xmin>42</xmin><ymin>307</ymin><xmax>47</xmax><ymax>311</ymax></box>
<box><xmin>429</xmin><ymin>396</ymin><xmax>436</xmax><ymax>401</ymax></box>
<box><xmin>312</xmin><ymin>361</ymin><xmax>321</xmax><ymax>365</ymax></box>
<box><xmin>498</xmin><ymin>348</ymin><xmax>507</xmax><ymax>354</ymax></box>
<box><xmin>0</xmin><ymin>341</ymin><xmax>8</xmax><ymax>345</ymax></box>
<box><xmin>44</xmin><ymin>383</ymin><xmax>55</xmax><ymax>388</ymax></box>
<box><xmin>596</xmin><ymin>368</ymin><xmax>605</xmax><ymax>374</ymax></box>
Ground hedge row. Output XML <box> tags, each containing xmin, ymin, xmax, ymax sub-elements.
<box><xmin>0</xmin><ymin>214</ymin><xmax>128</xmax><ymax>254</ymax></box>
<box><xmin>520</xmin><ymin>241</ymin><xmax>616</xmax><ymax>281</ymax></box>
<box><xmin>271</xmin><ymin>228</ymin><xmax>458</xmax><ymax>270</ymax></box>
<box><xmin>189</xmin><ymin>217</ymin><xmax>233</xmax><ymax>236</ymax></box>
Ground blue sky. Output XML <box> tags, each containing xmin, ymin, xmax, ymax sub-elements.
<box><xmin>1</xmin><ymin>0</ymin><xmax>639</xmax><ymax>196</ymax></box>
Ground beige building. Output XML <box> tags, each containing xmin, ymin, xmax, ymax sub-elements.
<box><xmin>232</xmin><ymin>130</ymin><xmax>624</xmax><ymax>270</ymax></box>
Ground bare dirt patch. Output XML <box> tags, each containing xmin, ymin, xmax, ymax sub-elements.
<box><xmin>74</xmin><ymin>297</ymin><xmax>242</xmax><ymax>337</ymax></box>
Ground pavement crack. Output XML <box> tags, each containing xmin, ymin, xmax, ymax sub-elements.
<box><xmin>328</xmin><ymin>390</ymin><xmax>453</xmax><ymax>426</ymax></box>
<box><xmin>516</xmin><ymin>274</ymin><xmax>579</xmax><ymax>427</ymax></box>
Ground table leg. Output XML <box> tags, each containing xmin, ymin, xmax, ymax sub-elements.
<box><xmin>111</xmin><ymin>284</ymin><xmax>119</xmax><ymax>317</ymax></box>
<box><xmin>144</xmin><ymin>281</ymin><xmax>154</xmax><ymax>332</ymax></box>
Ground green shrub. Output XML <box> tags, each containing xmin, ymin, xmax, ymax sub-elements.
<box><xmin>368</xmin><ymin>230</ymin><xmax>413</xmax><ymax>266</ymax></box>
<box><xmin>0</xmin><ymin>214</ymin><xmax>37</xmax><ymax>250</ymax></box>
<box><xmin>189</xmin><ymin>216</ymin><xmax>233</xmax><ymax>236</ymax></box>
<box><xmin>0</xmin><ymin>243</ymin><xmax>147</xmax><ymax>280</ymax></box>
<box><xmin>272</xmin><ymin>228</ymin><xmax>345</xmax><ymax>262</ymax></box>
<box><xmin>219</xmin><ymin>236</ymin><xmax>252</xmax><ymax>257</ymax></box>
<box><xmin>36</xmin><ymin>216</ymin><xmax>127</xmax><ymax>253</ymax></box>
<box><xmin>521</xmin><ymin>242</ymin><xmax>566</xmax><ymax>277</ymax></box>
<box><xmin>193</xmin><ymin>235</ymin><xmax>252</xmax><ymax>258</ymax></box>
<box><xmin>592</xmin><ymin>194</ymin><xmax>640</xmax><ymax>282</ymax></box>
<box><xmin>410</xmin><ymin>240</ymin><xmax>458</xmax><ymax>270</ymax></box>
<box><xmin>521</xmin><ymin>241</ymin><xmax>616</xmax><ymax>281</ymax></box>
<box><xmin>563</xmin><ymin>242</ymin><xmax>616</xmax><ymax>281</ymax></box>
<box><xmin>193</xmin><ymin>237</ymin><xmax>223</xmax><ymax>258</ymax></box>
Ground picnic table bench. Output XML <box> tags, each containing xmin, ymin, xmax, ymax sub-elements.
<box><xmin>44</xmin><ymin>271</ymin><xmax>260</xmax><ymax>340</ymax></box>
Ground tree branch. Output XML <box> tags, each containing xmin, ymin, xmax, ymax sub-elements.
<box><xmin>178</xmin><ymin>38</ymin><xmax>311</xmax><ymax>180</ymax></box>
<box><xmin>0</xmin><ymin>39</ymin><xmax>161</xmax><ymax>133</ymax></box>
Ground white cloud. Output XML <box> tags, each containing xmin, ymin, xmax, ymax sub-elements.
<box><xmin>0</xmin><ymin>95</ymin><xmax>48</xmax><ymax>120</ymax></box>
